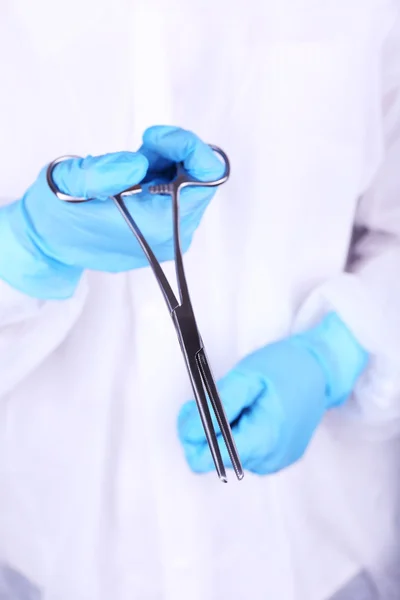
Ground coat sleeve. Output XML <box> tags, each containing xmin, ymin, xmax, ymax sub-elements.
<box><xmin>295</xmin><ymin>13</ymin><xmax>400</xmax><ymax>438</ymax></box>
<box><xmin>0</xmin><ymin>273</ymin><xmax>87</xmax><ymax>397</ymax></box>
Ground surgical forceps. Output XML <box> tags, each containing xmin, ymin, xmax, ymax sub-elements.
<box><xmin>46</xmin><ymin>146</ymin><xmax>244</xmax><ymax>482</ymax></box>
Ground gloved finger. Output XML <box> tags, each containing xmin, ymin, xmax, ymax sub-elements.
<box><xmin>52</xmin><ymin>152</ymin><xmax>149</xmax><ymax>201</ymax></box>
<box><xmin>182</xmin><ymin>400</ymin><xmax>279</xmax><ymax>474</ymax></box>
<box><xmin>245</xmin><ymin>411</ymin><xmax>320</xmax><ymax>476</ymax></box>
<box><xmin>177</xmin><ymin>369</ymin><xmax>266</xmax><ymax>444</ymax></box>
<box><xmin>137</xmin><ymin>145</ymin><xmax>175</xmax><ymax>182</ymax></box>
<box><xmin>178</xmin><ymin>186</ymin><xmax>215</xmax><ymax>215</ymax></box>
<box><xmin>232</xmin><ymin>403</ymin><xmax>281</xmax><ymax>472</ymax></box>
<box><xmin>142</xmin><ymin>125</ymin><xmax>225</xmax><ymax>181</ymax></box>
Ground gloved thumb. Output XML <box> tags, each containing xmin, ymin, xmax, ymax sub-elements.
<box><xmin>177</xmin><ymin>369</ymin><xmax>265</xmax><ymax>444</ymax></box>
<box><xmin>295</xmin><ymin>312</ymin><xmax>369</xmax><ymax>408</ymax></box>
<box><xmin>51</xmin><ymin>152</ymin><xmax>149</xmax><ymax>201</ymax></box>
<box><xmin>142</xmin><ymin>126</ymin><xmax>225</xmax><ymax>181</ymax></box>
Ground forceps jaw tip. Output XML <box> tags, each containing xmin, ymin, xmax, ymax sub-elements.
<box><xmin>218</xmin><ymin>467</ymin><xmax>244</xmax><ymax>483</ymax></box>
<box><xmin>220</xmin><ymin>468</ymin><xmax>244</xmax><ymax>483</ymax></box>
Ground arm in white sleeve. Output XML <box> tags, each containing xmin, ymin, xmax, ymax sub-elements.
<box><xmin>0</xmin><ymin>267</ymin><xmax>87</xmax><ymax>397</ymax></box>
<box><xmin>296</xmin><ymin>17</ymin><xmax>400</xmax><ymax>437</ymax></box>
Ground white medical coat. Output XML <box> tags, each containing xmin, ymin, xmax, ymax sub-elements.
<box><xmin>0</xmin><ymin>1</ymin><xmax>400</xmax><ymax>599</ymax></box>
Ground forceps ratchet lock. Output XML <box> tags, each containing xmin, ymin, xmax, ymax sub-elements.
<box><xmin>46</xmin><ymin>145</ymin><xmax>244</xmax><ymax>482</ymax></box>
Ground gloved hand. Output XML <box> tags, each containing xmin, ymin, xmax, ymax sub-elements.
<box><xmin>0</xmin><ymin>126</ymin><xmax>224</xmax><ymax>300</ymax></box>
<box><xmin>178</xmin><ymin>312</ymin><xmax>369</xmax><ymax>475</ymax></box>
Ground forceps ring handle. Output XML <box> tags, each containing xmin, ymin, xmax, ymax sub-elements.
<box><xmin>46</xmin><ymin>155</ymin><xmax>143</xmax><ymax>203</ymax></box>
<box><xmin>46</xmin><ymin>155</ymin><xmax>88</xmax><ymax>202</ymax></box>
<box><xmin>174</xmin><ymin>145</ymin><xmax>230</xmax><ymax>190</ymax></box>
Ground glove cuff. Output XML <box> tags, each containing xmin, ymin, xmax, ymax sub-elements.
<box><xmin>0</xmin><ymin>201</ymin><xmax>83</xmax><ymax>300</ymax></box>
<box><xmin>293</xmin><ymin>312</ymin><xmax>369</xmax><ymax>409</ymax></box>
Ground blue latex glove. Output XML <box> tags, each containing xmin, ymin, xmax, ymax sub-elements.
<box><xmin>178</xmin><ymin>312</ymin><xmax>369</xmax><ymax>475</ymax></box>
<box><xmin>0</xmin><ymin>126</ymin><xmax>224</xmax><ymax>300</ymax></box>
